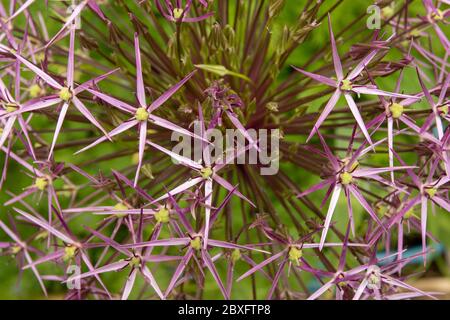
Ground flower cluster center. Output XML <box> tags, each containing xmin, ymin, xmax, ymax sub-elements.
<box><xmin>190</xmin><ymin>237</ymin><xmax>202</xmax><ymax>250</ymax></box>
<box><xmin>59</xmin><ymin>87</ymin><xmax>73</xmax><ymax>102</ymax></box>
<box><xmin>340</xmin><ymin>79</ymin><xmax>353</xmax><ymax>91</ymax></box>
<box><xmin>63</xmin><ymin>245</ymin><xmax>77</xmax><ymax>261</ymax></box>
<box><xmin>200</xmin><ymin>167</ymin><xmax>213</xmax><ymax>179</ymax></box>
<box><xmin>389</xmin><ymin>103</ymin><xmax>404</xmax><ymax>119</ymax></box>
<box><xmin>288</xmin><ymin>246</ymin><xmax>302</xmax><ymax>264</ymax></box>
<box><xmin>35</xmin><ymin>177</ymin><xmax>49</xmax><ymax>191</ymax></box>
<box><xmin>155</xmin><ymin>207</ymin><xmax>170</xmax><ymax>224</ymax></box>
<box><xmin>173</xmin><ymin>8</ymin><xmax>184</xmax><ymax>20</ymax></box>
<box><xmin>340</xmin><ymin>172</ymin><xmax>353</xmax><ymax>185</ymax></box>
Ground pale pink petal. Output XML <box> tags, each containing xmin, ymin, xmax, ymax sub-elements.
<box><xmin>134</xmin><ymin>121</ymin><xmax>147</xmax><ymax>186</ymax></box>
<box><xmin>48</xmin><ymin>102</ymin><xmax>70</xmax><ymax>160</ymax></box>
<box><xmin>292</xmin><ymin>66</ymin><xmax>337</xmax><ymax>87</ymax></box>
<box><xmin>319</xmin><ymin>185</ymin><xmax>342</xmax><ymax>250</ymax></box>
<box><xmin>237</xmin><ymin>250</ymin><xmax>285</xmax><ymax>282</ymax></box>
<box><xmin>307</xmin><ymin>89</ymin><xmax>341</xmax><ymax>142</ymax></box>
<box><xmin>141</xmin><ymin>266</ymin><xmax>164</xmax><ymax>299</ymax></box>
<box><xmin>147</xmin><ymin>71</ymin><xmax>196</xmax><ymax>113</ymax></box>
<box><xmin>14</xmin><ymin>208</ymin><xmax>75</xmax><ymax>244</ymax></box>
<box><xmin>153</xmin><ymin>177</ymin><xmax>203</xmax><ymax>203</ymax></box>
<box><xmin>72</xmin><ymin>96</ymin><xmax>109</xmax><ymax>137</ymax></box>
<box><xmin>121</xmin><ymin>268</ymin><xmax>138</xmax><ymax>300</ymax></box>
<box><xmin>327</xmin><ymin>15</ymin><xmax>343</xmax><ymax>80</ymax></box>
<box><xmin>343</xmin><ymin>93</ymin><xmax>373</xmax><ymax>146</ymax></box>
<box><xmin>74</xmin><ymin>120</ymin><xmax>138</xmax><ymax>155</ymax></box>
<box><xmin>134</xmin><ymin>33</ymin><xmax>146</xmax><ymax>108</ymax></box>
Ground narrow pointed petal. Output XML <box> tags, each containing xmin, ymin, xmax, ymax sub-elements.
<box><xmin>352</xmin><ymin>87</ymin><xmax>416</xmax><ymax>99</ymax></box>
<box><xmin>420</xmin><ymin>196</ymin><xmax>428</xmax><ymax>260</ymax></box>
<box><xmin>74</xmin><ymin>120</ymin><xmax>138</xmax><ymax>155</ymax></box>
<box><xmin>327</xmin><ymin>15</ymin><xmax>343</xmax><ymax>80</ymax></box>
<box><xmin>121</xmin><ymin>268</ymin><xmax>138</xmax><ymax>300</ymax></box>
<box><xmin>121</xmin><ymin>238</ymin><xmax>191</xmax><ymax>250</ymax></box>
<box><xmin>74</xmin><ymin>69</ymin><xmax>120</xmax><ymax>95</ymax></box>
<box><xmin>0</xmin><ymin>220</ymin><xmax>21</xmax><ymax>243</ymax></box>
<box><xmin>387</xmin><ymin>117</ymin><xmax>394</xmax><ymax>183</ymax></box>
<box><xmin>149</xmin><ymin>114</ymin><xmax>206</xmax><ymax>142</ymax></box>
<box><xmin>0</xmin><ymin>116</ymin><xmax>16</xmax><ymax>149</ymax></box>
<box><xmin>353</xmin><ymin>166</ymin><xmax>415</xmax><ymax>178</ymax></box>
<box><xmin>203</xmin><ymin>179</ymin><xmax>213</xmax><ymax>249</ymax></box>
<box><xmin>298</xmin><ymin>178</ymin><xmax>334</xmax><ymax>198</ymax></box>
<box><xmin>307</xmin><ymin>278</ymin><xmax>335</xmax><ymax>300</ymax></box>
<box><xmin>12</xmin><ymin>54</ymin><xmax>61</xmax><ymax>89</ymax></box>
<box><xmin>164</xmin><ymin>248</ymin><xmax>194</xmax><ymax>298</ymax></box>
<box><xmin>319</xmin><ymin>185</ymin><xmax>342</xmax><ymax>250</ymax></box>
<box><xmin>212</xmin><ymin>174</ymin><xmax>255</xmax><ymax>207</ymax></box>
<box><xmin>344</xmin><ymin>93</ymin><xmax>373</xmax><ymax>146</ymax></box>
<box><xmin>266</xmin><ymin>258</ymin><xmax>287</xmax><ymax>300</ymax></box>
<box><xmin>292</xmin><ymin>66</ymin><xmax>337</xmax><ymax>87</ymax></box>
<box><xmin>23</xmin><ymin>250</ymin><xmax>65</xmax><ymax>269</ymax></box>
<box><xmin>146</xmin><ymin>140</ymin><xmax>203</xmax><ymax>170</ymax></box>
<box><xmin>48</xmin><ymin>102</ymin><xmax>69</xmax><ymax>160</ymax></box>
<box><xmin>23</xmin><ymin>250</ymin><xmax>47</xmax><ymax>296</ymax></box>
<box><xmin>208</xmin><ymin>240</ymin><xmax>270</xmax><ymax>254</ymax></box>
<box><xmin>134</xmin><ymin>33</ymin><xmax>146</xmax><ymax>108</ymax></box>
<box><xmin>237</xmin><ymin>251</ymin><xmax>285</xmax><ymax>282</ymax></box>
<box><xmin>348</xmin><ymin>185</ymin><xmax>385</xmax><ymax>230</ymax></box>
<box><xmin>4</xmin><ymin>188</ymin><xmax>37</xmax><ymax>206</ymax></box>
<box><xmin>67</xmin><ymin>27</ymin><xmax>75</xmax><ymax>88</ymax></box>
<box><xmin>134</xmin><ymin>121</ymin><xmax>147</xmax><ymax>187</ymax></box>
<box><xmin>201</xmin><ymin>250</ymin><xmax>229</xmax><ymax>299</ymax></box>
<box><xmin>147</xmin><ymin>71</ymin><xmax>196</xmax><ymax>113</ymax></box>
<box><xmin>7</xmin><ymin>98</ymin><xmax>61</xmax><ymax>117</ymax></box>
<box><xmin>225</xmin><ymin>110</ymin><xmax>259</xmax><ymax>151</ymax></box>
<box><xmin>347</xmin><ymin>34</ymin><xmax>394</xmax><ymax>80</ymax></box>
<box><xmin>14</xmin><ymin>208</ymin><xmax>75</xmax><ymax>245</ymax></box>
<box><xmin>84</xmin><ymin>226</ymin><xmax>131</xmax><ymax>256</ymax></box>
<box><xmin>432</xmin><ymin>196</ymin><xmax>450</xmax><ymax>212</ymax></box>
<box><xmin>46</xmin><ymin>0</ymin><xmax>88</xmax><ymax>47</ymax></box>
<box><xmin>141</xmin><ymin>266</ymin><xmax>164</xmax><ymax>299</ymax></box>
<box><xmin>152</xmin><ymin>177</ymin><xmax>203</xmax><ymax>203</ymax></box>
<box><xmin>352</xmin><ymin>278</ymin><xmax>369</xmax><ymax>300</ymax></box>
<box><xmin>382</xmin><ymin>274</ymin><xmax>436</xmax><ymax>299</ymax></box>
<box><xmin>72</xmin><ymin>96</ymin><xmax>109</xmax><ymax>137</ymax></box>
<box><xmin>6</xmin><ymin>0</ymin><xmax>35</xmax><ymax>22</ymax></box>
<box><xmin>307</xmin><ymin>89</ymin><xmax>341</xmax><ymax>142</ymax></box>
<box><xmin>86</xmin><ymin>88</ymin><xmax>136</xmax><ymax>114</ymax></box>
<box><xmin>438</xmin><ymin>74</ymin><xmax>450</xmax><ymax>105</ymax></box>
<box><xmin>69</xmin><ymin>260</ymin><xmax>129</xmax><ymax>282</ymax></box>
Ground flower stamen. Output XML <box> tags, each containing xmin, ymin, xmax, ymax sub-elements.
<box><xmin>340</xmin><ymin>172</ymin><xmax>353</xmax><ymax>185</ymax></box>
<box><xmin>200</xmin><ymin>167</ymin><xmax>213</xmax><ymax>179</ymax></box>
<box><xmin>63</xmin><ymin>245</ymin><xmax>78</xmax><ymax>261</ymax></box>
<box><xmin>154</xmin><ymin>207</ymin><xmax>170</xmax><ymax>224</ymax></box>
<box><xmin>389</xmin><ymin>103</ymin><xmax>404</xmax><ymax>119</ymax></box>
<box><xmin>59</xmin><ymin>87</ymin><xmax>72</xmax><ymax>102</ymax></box>
<box><xmin>288</xmin><ymin>246</ymin><xmax>302</xmax><ymax>265</ymax></box>
<box><xmin>190</xmin><ymin>237</ymin><xmax>202</xmax><ymax>251</ymax></box>
<box><xmin>173</xmin><ymin>8</ymin><xmax>184</xmax><ymax>20</ymax></box>
<box><xmin>340</xmin><ymin>79</ymin><xmax>353</xmax><ymax>91</ymax></box>
<box><xmin>135</xmin><ymin>107</ymin><xmax>149</xmax><ymax>121</ymax></box>
<box><xmin>34</xmin><ymin>177</ymin><xmax>48</xmax><ymax>191</ymax></box>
